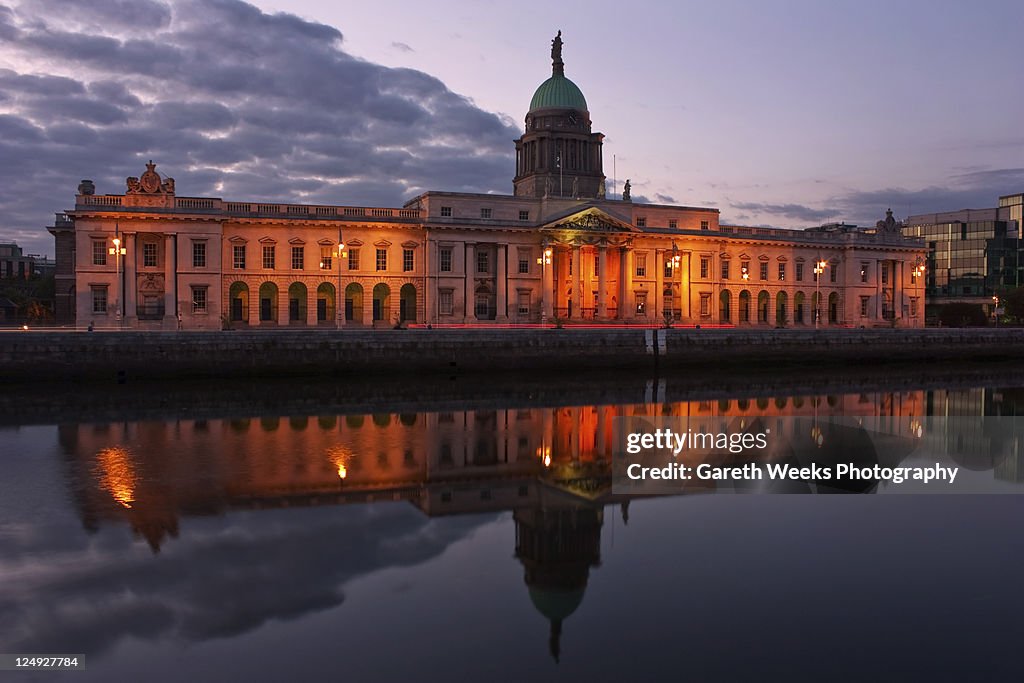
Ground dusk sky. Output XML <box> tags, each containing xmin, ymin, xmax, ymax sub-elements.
<box><xmin>2</xmin><ymin>0</ymin><xmax>1023</xmax><ymax>256</ymax></box>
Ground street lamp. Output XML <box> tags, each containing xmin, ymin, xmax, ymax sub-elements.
<box><xmin>337</xmin><ymin>240</ymin><xmax>347</xmax><ymax>328</ymax></box>
<box><xmin>108</xmin><ymin>232</ymin><xmax>126</xmax><ymax>326</ymax></box>
<box><xmin>813</xmin><ymin>259</ymin><xmax>827</xmax><ymax>329</ymax></box>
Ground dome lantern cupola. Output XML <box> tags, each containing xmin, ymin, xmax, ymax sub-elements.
<box><xmin>514</xmin><ymin>31</ymin><xmax>606</xmax><ymax>199</ymax></box>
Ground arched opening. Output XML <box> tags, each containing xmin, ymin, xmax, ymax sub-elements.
<box><xmin>345</xmin><ymin>282</ymin><xmax>363</xmax><ymax>323</ymax></box>
<box><xmin>828</xmin><ymin>292</ymin><xmax>840</xmax><ymax>324</ymax></box>
<box><xmin>316</xmin><ymin>282</ymin><xmax>336</xmax><ymax>324</ymax></box>
<box><xmin>229</xmin><ymin>281</ymin><xmax>249</xmax><ymax>323</ymax></box>
<box><xmin>757</xmin><ymin>290</ymin><xmax>770</xmax><ymax>324</ymax></box>
<box><xmin>288</xmin><ymin>282</ymin><xmax>307</xmax><ymax>324</ymax></box>
<box><xmin>400</xmin><ymin>283</ymin><xmax>417</xmax><ymax>323</ymax></box>
<box><xmin>258</xmin><ymin>282</ymin><xmax>278</xmax><ymax>323</ymax></box>
<box><xmin>775</xmin><ymin>291</ymin><xmax>788</xmax><ymax>326</ymax></box>
<box><xmin>794</xmin><ymin>291</ymin><xmax>806</xmax><ymax>324</ymax></box>
<box><xmin>739</xmin><ymin>290</ymin><xmax>751</xmax><ymax>323</ymax></box>
<box><xmin>719</xmin><ymin>289</ymin><xmax>731</xmax><ymax>322</ymax></box>
<box><xmin>372</xmin><ymin>283</ymin><xmax>391</xmax><ymax>322</ymax></box>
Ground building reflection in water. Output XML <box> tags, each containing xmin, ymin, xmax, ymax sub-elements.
<box><xmin>57</xmin><ymin>385</ymin><xmax>1022</xmax><ymax>660</ymax></box>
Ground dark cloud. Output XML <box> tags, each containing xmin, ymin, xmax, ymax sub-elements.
<box><xmin>392</xmin><ymin>41</ymin><xmax>414</xmax><ymax>53</ymax></box>
<box><xmin>32</xmin><ymin>0</ymin><xmax>172</xmax><ymax>30</ymax></box>
<box><xmin>730</xmin><ymin>201</ymin><xmax>835</xmax><ymax>223</ymax></box>
<box><xmin>0</xmin><ymin>0</ymin><xmax>519</xmax><ymax>255</ymax></box>
<box><xmin>654</xmin><ymin>193</ymin><xmax>677</xmax><ymax>204</ymax></box>
<box><xmin>0</xmin><ymin>502</ymin><xmax>495</xmax><ymax>654</ymax></box>
<box><xmin>831</xmin><ymin>168</ymin><xmax>1024</xmax><ymax>224</ymax></box>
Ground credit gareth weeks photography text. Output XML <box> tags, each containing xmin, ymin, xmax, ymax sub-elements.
<box><xmin>2</xmin><ymin>1</ymin><xmax>1024</xmax><ymax>682</ymax></box>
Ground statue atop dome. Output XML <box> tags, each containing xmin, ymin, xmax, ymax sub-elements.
<box><xmin>551</xmin><ymin>30</ymin><xmax>564</xmax><ymax>76</ymax></box>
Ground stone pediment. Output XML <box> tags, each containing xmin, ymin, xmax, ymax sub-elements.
<box><xmin>541</xmin><ymin>207</ymin><xmax>638</xmax><ymax>234</ymax></box>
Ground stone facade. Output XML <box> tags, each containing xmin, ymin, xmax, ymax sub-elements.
<box><xmin>48</xmin><ymin>34</ymin><xmax>926</xmax><ymax>330</ymax></box>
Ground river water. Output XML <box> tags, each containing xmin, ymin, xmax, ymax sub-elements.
<box><xmin>2</xmin><ymin>369</ymin><xmax>1024</xmax><ymax>681</ymax></box>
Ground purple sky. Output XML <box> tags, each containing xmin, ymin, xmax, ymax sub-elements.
<box><xmin>2</xmin><ymin>0</ymin><xmax>1022</xmax><ymax>256</ymax></box>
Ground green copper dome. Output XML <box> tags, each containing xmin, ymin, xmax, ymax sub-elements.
<box><xmin>529</xmin><ymin>75</ymin><xmax>588</xmax><ymax>113</ymax></box>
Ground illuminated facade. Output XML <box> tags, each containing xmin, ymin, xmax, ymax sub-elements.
<box><xmin>49</xmin><ymin>34</ymin><xmax>926</xmax><ymax>330</ymax></box>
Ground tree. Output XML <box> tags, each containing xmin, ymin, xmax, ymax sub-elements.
<box><xmin>1002</xmin><ymin>287</ymin><xmax>1024</xmax><ymax>323</ymax></box>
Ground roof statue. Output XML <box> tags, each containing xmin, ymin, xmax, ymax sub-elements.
<box><xmin>551</xmin><ymin>30</ymin><xmax>564</xmax><ymax>75</ymax></box>
<box><xmin>622</xmin><ymin>179</ymin><xmax>631</xmax><ymax>201</ymax></box>
<box><xmin>876</xmin><ymin>208</ymin><xmax>901</xmax><ymax>234</ymax></box>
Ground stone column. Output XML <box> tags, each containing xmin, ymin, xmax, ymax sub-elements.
<box><xmin>895</xmin><ymin>260</ymin><xmax>903</xmax><ymax>321</ymax></box>
<box><xmin>680</xmin><ymin>251</ymin><xmax>691</xmax><ymax>321</ymax></box>
<box><xmin>124</xmin><ymin>232</ymin><xmax>137</xmax><ymax>326</ymax></box>
<box><xmin>876</xmin><ymin>260</ymin><xmax>883</xmax><ymax>321</ymax></box>
<box><xmin>572</xmin><ymin>244</ymin><xmax>582</xmax><ymax>319</ymax></box>
<box><xmin>655</xmin><ymin>249</ymin><xmax>665</xmax><ymax>320</ymax></box>
<box><xmin>597</xmin><ymin>242</ymin><xmax>608</xmax><ymax>318</ymax></box>
<box><xmin>164</xmin><ymin>234</ymin><xmax>177</xmax><ymax>327</ymax></box>
<box><xmin>620</xmin><ymin>247</ymin><xmax>633</xmax><ymax>320</ymax></box>
<box><xmin>465</xmin><ymin>242</ymin><xmax>476</xmax><ymax>322</ymax></box>
<box><xmin>496</xmin><ymin>243</ymin><xmax>508</xmax><ymax>321</ymax></box>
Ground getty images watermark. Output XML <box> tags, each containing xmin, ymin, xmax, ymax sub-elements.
<box><xmin>613</xmin><ymin>416</ymin><xmax>1024</xmax><ymax>495</ymax></box>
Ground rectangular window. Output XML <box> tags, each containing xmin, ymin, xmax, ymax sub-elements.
<box><xmin>635</xmin><ymin>253</ymin><xmax>647</xmax><ymax>278</ymax></box>
<box><xmin>192</xmin><ymin>285</ymin><xmax>208</xmax><ymax>313</ymax></box>
<box><xmin>721</xmin><ymin>260</ymin><xmax>730</xmax><ymax>280</ymax></box>
<box><xmin>759</xmin><ymin>262</ymin><xmax>768</xmax><ymax>281</ymax></box>
<box><xmin>376</xmin><ymin>248</ymin><xmax>387</xmax><ymax>271</ymax></box>
<box><xmin>320</xmin><ymin>247</ymin><xmax>333</xmax><ymax>270</ymax></box>
<box><xmin>635</xmin><ymin>292</ymin><xmax>647</xmax><ymax>315</ymax></box>
<box><xmin>262</xmin><ymin>245</ymin><xmax>275</xmax><ymax>269</ymax></box>
<box><xmin>403</xmin><ymin>248</ymin><xmax>414</xmax><ymax>272</ymax></box>
<box><xmin>830</xmin><ymin>265</ymin><xmax>837</xmax><ymax>283</ymax></box>
<box><xmin>664</xmin><ymin>259</ymin><xmax>672</xmax><ymax>278</ymax></box>
<box><xmin>700</xmin><ymin>293</ymin><xmax>711</xmax><ymax>316</ymax></box>
<box><xmin>910</xmin><ymin>298</ymin><xmax>918</xmax><ymax>317</ymax></box>
<box><xmin>881</xmin><ymin>265</ymin><xmax>888</xmax><ymax>285</ymax></box>
<box><xmin>192</xmin><ymin>241</ymin><xmax>206</xmax><ymax>268</ymax></box>
<box><xmin>233</xmin><ymin>245</ymin><xmax>246</xmax><ymax>269</ymax></box>
<box><xmin>440</xmin><ymin>206</ymin><xmax>452</xmax><ymax>217</ymax></box>
<box><xmin>700</xmin><ymin>257</ymin><xmax>709</xmax><ymax>279</ymax></box>
<box><xmin>517</xmin><ymin>292</ymin><xmax>530</xmax><ymax>316</ymax></box>
<box><xmin>348</xmin><ymin>248</ymin><xmax>360</xmax><ymax>271</ymax></box>
<box><xmin>796</xmin><ymin>262</ymin><xmax>804</xmax><ymax>282</ymax></box>
<box><xmin>143</xmin><ymin>243</ymin><xmax>158</xmax><ymax>268</ymax></box>
<box><xmin>518</xmin><ymin>251</ymin><xmax>530</xmax><ymax>274</ymax></box>
<box><xmin>778</xmin><ymin>263</ymin><xmax>786</xmax><ymax>281</ymax></box>
<box><xmin>636</xmin><ymin>217</ymin><xmax>647</xmax><ymax>228</ymax></box>
<box><xmin>475</xmin><ymin>295</ymin><xmax>490</xmax><ymax>318</ymax></box>
<box><xmin>668</xmin><ymin>219</ymin><xmax>678</xmax><ymax>229</ymax></box>
<box><xmin>860</xmin><ymin>296</ymin><xmax>869</xmax><ymax>317</ymax></box>
<box><xmin>741</xmin><ymin>262</ymin><xmax>750</xmax><ymax>280</ymax></box>
<box><xmin>480</xmin><ymin>207</ymin><xmax>492</xmax><ymax>219</ymax></box>
<box><xmin>700</xmin><ymin>220</ymin><xmax>709</xmax><ymax>230</ymax></box>
<box><xmin>861</xmin><ymin>262</ymin><xmax>869</xmax><ymax>283</ymax></box>
<box><xmin>92</xmin><ymin>241</ymin><xmax>107</xmax><ymax>266</ymax></box>
<box><xmin>477</xmin><ymin>251</ymin><xmax>489</xmax><ymax>274</ymax></box>
<box><xmin>291</xmin><ymin>246</ymin><xmax>304</xmax><ymax>270</ymax></box>
<box><xmin>519</xmin><ymin>210</ymin><xmax>529</xmax><ymax>221</ymax></box>
<box><xmin>439</xmin><ymin>290</ymin><xmax>453</xmax><ymax>315</ymax></box>
<box><xmin>91</xmin><ymin>285</ymin><xmax>108</xmax><ymax>313</ymax></box>
<box><xmin>440</xmin><ymin>247</ymin><xmax>452</xmax><ymax>272</ymax></box>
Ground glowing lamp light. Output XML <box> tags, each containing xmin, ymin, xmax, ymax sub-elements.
<box><xmin>543</xmin><ymin>453</ymin><xmax>552</xmax><ymax>467</ymax></box>
<box><xmin>338</xmin><ymin>464</ymin><xmax>348</xmax><ymax>480</ymax></box>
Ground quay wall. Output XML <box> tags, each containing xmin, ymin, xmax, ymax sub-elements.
<box><xmin>0</xmin><ymin>328</ymin><xmax>1020</xmax><ymax>383</ymax></box>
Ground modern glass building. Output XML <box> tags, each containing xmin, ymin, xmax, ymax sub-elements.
<box><xmin>905</xmin><ymin>194</ymin><xmax>1023</xmax><ymax>318</ymax></box>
